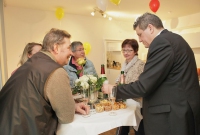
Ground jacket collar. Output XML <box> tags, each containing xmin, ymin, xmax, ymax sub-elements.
<box><xmin>41</xmin><ymin>51</ymin><xmax>56</xmax><ymax>62</ymax></box>
<box><xmin>160</xmin><ymin>29</ymin><xmax>168</xmax><ymax>34</ymax></box>
<box><xmin>67</xmin><ymin>57</ymin><xmax>88</xmax><ymax>71</ymax></box>
<box><xmin>68</xmin><ymin>56</ymin><xmax>77</xmax><ymax>70</ymax></box>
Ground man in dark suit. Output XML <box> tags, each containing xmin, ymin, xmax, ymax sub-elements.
<box><xmin>102</xmin><ymin>12</ymin><xmax>200</xmax><ymax>135</ymax></box>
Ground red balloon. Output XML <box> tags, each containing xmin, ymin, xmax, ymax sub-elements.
<box><xmin>149</xmin><ymin>0</ymin><xmax>160</xmax><ymax>13</ymax></box>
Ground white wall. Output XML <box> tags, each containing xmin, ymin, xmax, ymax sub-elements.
<box><xmin>163</xmin><ymin>13</ymin><xmax>200</xmax><ymax>67</ymax></box>
<box><xmin>4</xmin><ymin>6</ymin><xmax>200</xmax><ymax>82</ymax></box>
<box><xmin>4</xmin><ymin>7</ymin><xmax>147</xmax><ymax>79</ymax></box>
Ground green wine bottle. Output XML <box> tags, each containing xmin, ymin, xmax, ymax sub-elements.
<box><xmin>119</xmin><ymin>71</ymin><xmax>125</xmax><ymax>85</ymax></box>
<box><xmin>119</xmin><ymin>71</ymin><xmax>126</xmax><ymax>102</ymax></box>
<box><xmin>98</xmin><ymin>64</ymin><xmax>108</xmax><ymax>99</ymax></box>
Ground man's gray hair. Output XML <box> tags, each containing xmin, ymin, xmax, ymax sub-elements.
<box><xmin>133</xmin><ymin>12</ymin><xmax>164</xmax><ymax>30</ymax></box>
<box><xmin>42</xmin><ymin>28</ymin><xmax>71</xmax><ymax>51</ymax></box>
<box><xmin>71</xmin><ymin>41</ymin><xmax>83</xmax><ymax>52</ymax></box>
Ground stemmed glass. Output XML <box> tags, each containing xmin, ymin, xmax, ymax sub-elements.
<box><xmin>89</xmin><ymin>84</ymin><xmax>97</xmax><ymax>114</ymax></box>
<box><xmin>109</xmin><ymin>88</ymin><xmax>117</xmax><ymax>116</ymax></box>
<box><xmin>82</xmin><ymin>89</ymin><xmax>91</xmax><ymax>117</ymax></box>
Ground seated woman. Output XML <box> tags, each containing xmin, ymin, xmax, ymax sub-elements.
<box><xmin>63</xmin><ymin>41</ymin><xmax>97</xmax><ymax>87</ymax></box>
<box><xmin>116</xmin><ymin>39</ymin><xmax>145</xmax><ymax>135</ymax></box>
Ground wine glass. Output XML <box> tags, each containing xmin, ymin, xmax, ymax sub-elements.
<box><xmin>84</xmin><ymin>71</ymin><xmax>95</xmax><ymax>76</ymax></box>
<box><xmin>89</xmin><ymin>84</ymin><xmax>97</xmax><ymax>114</ymax></box>
<box><xmin>109</xmin><ymin>88</ymin><xmax>117</xmax><ymax>116</ymax></box>
<box><xmin>82</xmin><ymin>89</ymin><xmax>91</xmax><ymax>117</ymax></box>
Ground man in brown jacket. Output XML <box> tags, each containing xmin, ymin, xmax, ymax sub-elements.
<box><xmin>0</xmin><ymin>28</ymin><xmax>89</xmax><ymax>135</ymax></box>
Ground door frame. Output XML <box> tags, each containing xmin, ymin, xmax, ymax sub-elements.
<box><xmin>103</xmin><ymin>39</ymin><xmax>124</xmax><ymax>84</ymax></box>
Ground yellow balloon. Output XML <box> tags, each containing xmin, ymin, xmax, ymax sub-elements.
<box><xmin>55</xmin><ymin>7</ymin><xmax>64</xmax><ymax>20</ymax></box>
<box><xmin>83</xmin><ymin>42</ymin><xmax>91</xmax><ymax>55</ymax></box>
<box><xmin>110</xmin><ymin>0</ymin><xmax>121</xmax><ymax>5</ymax></box>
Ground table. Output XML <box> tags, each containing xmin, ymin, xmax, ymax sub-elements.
<box><xmin>56</xmin><ymin>99</ymin><xmax>142</xmax><ymax>135</ymax></box>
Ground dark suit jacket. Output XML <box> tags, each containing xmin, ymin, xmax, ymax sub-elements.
<box><xmin>116</xmin><ymin>29</ymin><xmax>200</xmax><ymax>135</ymax></box>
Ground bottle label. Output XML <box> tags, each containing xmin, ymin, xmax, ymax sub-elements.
<box><xmin>98</xmin><ymin>92</ymin><xmax>103</xmax><ymax>99</ymax></box>
<box><xmin>100</xmin><ymin>74</ymin><xmax>106</xmax><ymax>78</ymax></box>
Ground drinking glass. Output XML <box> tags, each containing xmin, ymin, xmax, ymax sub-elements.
<box><xmin>82</xmin><ymin>89</ymin><xmax>91</xmax><ymax>117</ymax></box>
<box><xmin>109</xmin><ymin>88</ymin><xmax>117</xmax><ymax>116</ymax></box>
<box><xmin>83</xmin><ymin>70</ymin><xmax>95</xmax><ymax>75</ymax></box>
<box><xmin>89</xmin><ymin>85</ymin><xmax>97</xmax><ymax>114</ymax></box>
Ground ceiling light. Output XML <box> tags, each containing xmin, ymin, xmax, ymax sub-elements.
<box><xmin>91</xmin><ymin>12</ymin><xmax>95</xmax><ymax>16</ymax></box>
<box><xmin>90</xmin><ymin>7</ymin><xmax>112</xmax><ymax>20</ymax></box>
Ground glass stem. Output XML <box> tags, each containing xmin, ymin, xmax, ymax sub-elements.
<box><xmin>91</xmin><ymin>103</ymin><xmax>93</xmax><ymax>110</ymax></box>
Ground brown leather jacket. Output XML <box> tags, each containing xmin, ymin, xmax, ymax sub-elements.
<box><xmin>0</xmin><ymin>52</ymin><xmax>61</xmax><ymax>135</ymax></box>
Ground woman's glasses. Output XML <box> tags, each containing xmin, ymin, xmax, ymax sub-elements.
<box><xmin>121</xmin><ymin>50</ymin><xmax>134</xmax><ymax>53</ymax></box>
<box><xmin>75</xmin><ymin>48</ymin><xmax>86</xmax><ymax>52</ymax></box>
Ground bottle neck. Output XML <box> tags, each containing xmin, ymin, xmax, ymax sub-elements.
<box><xmin>101</xmin><ymin>67</ymin><xmax>105</xmax><ymax>74</ymax></box>
<box><xmin>120</xmin><ymin>74</ymin><xmax>125</xmax><ymax>84</ymax></box>
<box><xmin>100</xmin><ymin>64</ymin><xmax>106</xmax><ymax>78</ymax></box>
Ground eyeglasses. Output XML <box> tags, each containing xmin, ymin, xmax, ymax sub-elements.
<box><xmin>74</xmin><ymin>48</ymin><xmax>85</xmax><ymax>52</ymax></box>
<box><xmin>121</xmin><ymin>50</ymin><xmax>134</xmax><ymax>53</ymax></box>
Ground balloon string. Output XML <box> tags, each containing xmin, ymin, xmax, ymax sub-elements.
<box><xmin>59</xmin><ymin>20</ymin><xmax>61</xmax><ymax>27</ymax></box>
<box><xmin>118</xmin><ymin>5</ymin><xmax>121</xmax><ymax>10</ymax></box>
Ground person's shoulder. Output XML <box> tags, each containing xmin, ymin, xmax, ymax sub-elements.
<box><xmin>63</xmin><ymin>64</ymin><xmax>69</xmax><ymax>70</ymax></box>
<box><xmin>137</xmin><ymin>59</ymin><xmax>145</xmax><ymax>65</ymax></box>
<box><xmin>11</xmin><ymin>68</ymin><xmax>19</xmax><ymax>76</ymax></box>
<box><xmin>151</xmin><ymin>34</ymin><xmax>171</xmax><ymax>49</ymax></box>
<box><xmin>85</xmin><ymin>58</ymin><xmax>94</xmax><ymax>65</ymax></box>
<box><xmin>159</xmin><ymin>29</ymin><xmax>182</xmax><ymax>40</ymax></box>
<box><xmin>63</xmin><ymin>64</ymin><xmax>69</xmax><ymax>68</ymax></box>
<box><xmin>85</xmin><ymin>57</ymin><xmax>91</xmax><ymax>62</ymax></box>
<box><xmin>51</xmin><ymin>68</ymin><xmax>69</xmax><ymax>78</ymax></box>
<box><xmin>134</xmin><ymin>59</ymin><xmax>145</xmax><ymax>67</ymax></box>
<box><xmin>63</xmin><ymin>64</ymin><xmax>76</xmax><ymax>71</ymax></box>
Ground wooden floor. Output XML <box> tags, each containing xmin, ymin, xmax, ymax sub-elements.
<box><xmin>99</xmin><ymin>127</ymin><xmax>135</xmax><ymax>135</ymax></box>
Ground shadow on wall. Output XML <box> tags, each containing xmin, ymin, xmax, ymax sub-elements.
<box><xmin>192</xmin><ymin>48</ymin><xmax>200</xmax><ymax>54</ymax></box>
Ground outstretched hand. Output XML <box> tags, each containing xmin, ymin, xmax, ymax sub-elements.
<box><xmin>75</xmin><ymin>102</ymin><xmax>90</xmax><ymax>115</ymax></box>
<box><xmin>101</xmin><ymin>84</ymin><xmax>115</xmax><ymax>94</ymax></box>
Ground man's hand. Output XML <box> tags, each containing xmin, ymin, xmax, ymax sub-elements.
<box><xmin>75</xmin><ymin>102</ymin><xmax>90</xmax><ymax>115</ymax></box>
<box><xmin>102</xmin><ymin>84</ymin><xmax>115</xmax><ymax>94</ymax></box>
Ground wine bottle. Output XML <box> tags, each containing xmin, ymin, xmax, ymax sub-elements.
<box><xmin>98</xmin><ymin>64</ymin><xmax>107</xmax><ymax>99</ymax></box>
<box><xmin>119</xmin><ymin>71</ymin><xmax>126</xmax><ymax>102</ymax></box>
<box><xmin>119</xmin><ymin>71</ymin><xmax>125</xmax><ymax>85</ymax></box>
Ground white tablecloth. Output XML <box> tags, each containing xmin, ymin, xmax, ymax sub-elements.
<box><xmin>56</xmin><ymin>99</ymin><xmax>142</xmax><ymax>135</ymax></box>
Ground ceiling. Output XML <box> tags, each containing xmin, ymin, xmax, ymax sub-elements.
<box><xmin>4</xmin><ymin>0</ymin><xmax>200</xmax><ymax>22</ymax></box>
